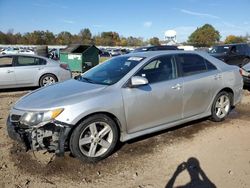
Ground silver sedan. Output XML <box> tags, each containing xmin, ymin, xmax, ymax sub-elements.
<box><xmin>0</xmin><ymin>54</ymin><xmax>71</xmax><ymax>89</ymax></box>
<box><xmin>7</xmin><ymin>51</ymin><xmax>243</xmax><ymax>162</ymax></box>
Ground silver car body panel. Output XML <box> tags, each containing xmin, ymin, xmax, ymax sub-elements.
<box><xmin>0</xmin><ymin>54</ymin><xmax>71</xmax><ymax>89</ymax></box>
<box><xmin>11</xmin><ymin>51</ymin><xmax>243</xmax><ymax>143</ymax></box>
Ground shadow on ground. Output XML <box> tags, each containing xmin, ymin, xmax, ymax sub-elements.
<box><xmin>165</xmin><ymin>157</ymin><xmax>216</xmax><ymax>188</ymax></box>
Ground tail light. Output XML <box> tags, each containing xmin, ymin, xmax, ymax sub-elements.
<box><xmin>60</xmin><ymin>64</ymin><xmax>70</xmax><ymax>70</ymax></box>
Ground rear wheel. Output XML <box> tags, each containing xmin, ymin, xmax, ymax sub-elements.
<box><xmin>39</xmin><ymin>74</ymin><xmax>57</xmax><ymax>87</ymax></box>
<box><xmin>70</xmin><ymin>114</ymin><xmax>118</xmax><ymax>162</ymax></box>
<box><xmin>210</xmin><ymin>91</ymin><xmax>232</xmax><ymax>122</ymax></box>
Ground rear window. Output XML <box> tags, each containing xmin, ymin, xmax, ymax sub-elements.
<box><xmin>176</xmin><ymin>54</ymin><xmax>216</xmax><ymax>76</ymax></box>
<box><xmin>16</xmin><ymin>56</ymin><xmax>47</xmax><ymax>66</ymax></box>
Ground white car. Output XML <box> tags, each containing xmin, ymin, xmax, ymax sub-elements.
<box><xmin>1</xmin><ymin>47</ymin><xmax>19</xmax><ymax>55</ymax></box>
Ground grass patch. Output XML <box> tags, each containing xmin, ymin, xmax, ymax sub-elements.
<box><xmin>99</xmin><ymin>57</ymin><xmax>110</xmax><ymax>63</ymax></box>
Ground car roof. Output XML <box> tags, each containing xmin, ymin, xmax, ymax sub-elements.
<box><xmin>124</xmin><ymin>50</ymin><xmax>206</xmax><ymax>58</ymax></box>
<box><xmin>214</xmin><ymin>43</ymin><xmax>248</xmax><ymax>47</ymax></box>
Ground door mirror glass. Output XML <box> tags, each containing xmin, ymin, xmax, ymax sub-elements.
<box><xmin>130</xmin><ymin>76</ymin><xmax>148</xmax><ymax>87</ymax></box>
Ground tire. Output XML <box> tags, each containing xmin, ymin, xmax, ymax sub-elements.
<box><xmin>70</xmin><ymin>114</ymin><xmax>119</xmax><ymax>162</ymax></box>
<box><xmin>210</xmin><ymin>91</ymin><xmax>232</xmax><ymax>122</ymax></box>
<box><xmin>39</xmin><ymin>74</ymin><xmax>57</xmax><ymax>87</ymax></box>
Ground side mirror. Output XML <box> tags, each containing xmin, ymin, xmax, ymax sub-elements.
<box><xmin>130</xmin><ymin>76</ymin><xmax>148</xmax><ymax>87</ymax></box>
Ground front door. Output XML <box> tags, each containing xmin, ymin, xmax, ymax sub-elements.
<box><xmin>0</xmin><ymin>56</ymin><xmax>16</xmax><ymax>87</ymax></box>
<box><xmin>122</xmin><ymin>55</ymin><xmax>183</xmax><ymax>134</ymax></box>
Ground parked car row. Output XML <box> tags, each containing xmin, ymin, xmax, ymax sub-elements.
<box><xmin>209</xmin><ymin>43</ymin><xmax>250</xmax><ymax>67</ymax></box>
<box><xmin>99</xmin><ymin>48</ymin><xmax>132</xmax><ymax>57</ymax></box>
<box><xmin>1</xmin><ymin>47</ymin><xmax>35</xmax><ymax>55</ymax></box>
<box><xmin>6</xmin><ymin>50</ymin><xmax>243</xmax><ymax>162</ymax></box>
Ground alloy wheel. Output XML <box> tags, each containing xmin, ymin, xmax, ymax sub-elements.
<box><xmin>42</xmin><ymin>76</ymin><xmax>56</xmax><ymax>86</ymax></box>
<box><xmin>215</xmin><ymin>95</ymin><xmax>230</xmax><ymax>119</ymax></box>
<box><xmin>78</xmin><ymin>122</ymin><xmax>113</xmax><ymax>157</ymax></box>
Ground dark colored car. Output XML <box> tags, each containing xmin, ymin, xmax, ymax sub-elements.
<box><xmin>132</xmin><ymin>45</ymin><xmax>179</xmax><ymax>53</ymax></box>
<box><xmin>241</xmin><ymin>63</ymin><xmax>250</xmax><ymax>89</ymax></box>
<box><xmin>209</xmin><ymin>43</ymin><xmax>250</xmax><ymax>67</ymax></box>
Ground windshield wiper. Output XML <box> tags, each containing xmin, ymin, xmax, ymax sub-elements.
<box><xmin>80</xmin><ymin>77</ymin><xmax>96</xmax><ymax>83</ymax></box>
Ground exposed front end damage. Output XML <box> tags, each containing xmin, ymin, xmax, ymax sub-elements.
<box><xmin>7</xmin><ymin>116</ymin><xmax>72</xmax><ymax>156</ymax></box>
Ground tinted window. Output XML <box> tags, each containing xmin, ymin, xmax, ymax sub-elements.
<box><xmin>37</xmin><ymin>58</ymin><xmax>47</xmax><ymax>65</ymax></box>
<box><xmin>205</xmin><ymin>59</ymin><xmax>217</xmax><ymax>71</ymax></box>
<box><xmin>16</xmin><ymin>56</ymin><xmax>37</xmax><ymax>66</ymax></box>
<box><xmin>176</xmin><ymin>54</ymin><xmax>208</xmax><ymax>76</ymax></box>
<box><xmin>136</xmin><ymin>55</ymin><xmax>177</xmax><ymax>83</ymax></box>
<box><xmin>0</xmin><ymin>57</ymin><xmax>13</xmax><ymax>67</ymax></box>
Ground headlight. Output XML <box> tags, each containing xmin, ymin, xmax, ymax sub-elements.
<box><xmin>20</xmin><ymin>108</ymin><xmax>64</xmax><ymax>126</ymax></box>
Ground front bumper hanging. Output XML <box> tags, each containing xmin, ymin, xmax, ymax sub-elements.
<box><xmin>7</xmin><ymin>116</ymin><xmax>73</xmax><ymax>156</ymax></box>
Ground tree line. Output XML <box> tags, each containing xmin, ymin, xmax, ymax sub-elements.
<box><xmin>0</xmin><ymin>24</ymin><xmax>249</xmax><ymax>47</ymax></box>
<box><xmin>0</xmin><ymin>28</ymin><xmax>155</xmax><ymax>46</ymax></box>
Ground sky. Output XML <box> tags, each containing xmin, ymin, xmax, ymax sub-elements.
<box><xmin>0</xmin><ymin>0</ymin><xmax>250</xmax><ymax>42</ymax></box>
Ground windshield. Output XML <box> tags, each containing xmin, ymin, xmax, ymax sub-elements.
<box><xmin>210</xmin><ymin>46</ymin><xmax>230</xmax><ymax>54</ymax></box>
<box><xmin>78</xmin><ymin>56</ymin><xmax>145</xmax><ymax>85</ymax></box>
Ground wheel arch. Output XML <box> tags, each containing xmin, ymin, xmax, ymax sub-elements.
<box><xmin>67</xmin><ymin>111</ymin><xmax>123</xmax><ymax>142</ymax></box>
<box><xmin>218</xmin><ymin>87</ymin><xmax>234</xmax><ymax>103</ymax></box>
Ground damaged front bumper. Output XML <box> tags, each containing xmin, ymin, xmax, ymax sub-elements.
<box><xmin>7</xmin><ymin>116</ymin><xmax>73</xmax><ymax>156</ymax></box>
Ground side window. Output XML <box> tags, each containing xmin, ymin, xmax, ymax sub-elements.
<box><xmin>135</xmin><ymin>55</ymin><xmax>176</xmax><ymax>83</ymax></box>
<box><xmin>35</xmin><ymin>58</ymin><xmax>47</xmax><ymax>65</ymax></box>
<box><xmin>205</xmin><ymin>59</ymin><xmax>217</xmax><ymax>71</ymax></box>
<box><xmin>16</xmin><ymin>56</ymin><xmax>37</xmax><ymax>66</ymax></box>
<box><xmin>176</xmin><ymin>54</ymin><xmax>207</xmax><ymax>76</ymax></box>
<box><xmin>0</xmin><ymin>57</ymin><xmax>13</xmax><ymax>68</ymax></box>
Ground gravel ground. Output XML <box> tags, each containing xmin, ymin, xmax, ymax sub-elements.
<box><xmin>0</xmin><ymin>89</ymin><xmax>250</xmax><ymax>188</ymax></box>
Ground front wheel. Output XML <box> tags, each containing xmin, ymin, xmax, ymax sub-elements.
<box><xmin>70</xmin><ymin>114</ymin><xmax>119</xmax><ymax>162</ymax></box>
<box><xmin>210</xmin><ymin>91</ymin><xmax>232</xmax><ymax>122</ymax></box>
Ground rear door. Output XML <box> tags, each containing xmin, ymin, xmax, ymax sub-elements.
<box><xmin>175</xmin><ymin>54</ymin><xmax>220</xmax><ymax>118</ymax></box>
<box><xmin>0</xmin><ymin>56</ymin><xmax>16</xmax><ymax>87</ymax></box>
<box><xmin>14</xmin><ymin>56</ymin><xmax>47</xmax><ymax>86</ymax></box>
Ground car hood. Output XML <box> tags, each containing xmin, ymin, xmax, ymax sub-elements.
<box><xmin>243</xmin><ymin>63</ymin><xmax>250</xmax><ymax>71</ymax></box>
<box><xmin>14</xmin><ymin>79</ymin><xmax>108</xmax><ymax>110</ymax></box>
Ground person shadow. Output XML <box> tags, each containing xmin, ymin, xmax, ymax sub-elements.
<box><xmin>165</xmin><ymin>157</ymin><xmax>216</xmax><ymax>188</ymax></box>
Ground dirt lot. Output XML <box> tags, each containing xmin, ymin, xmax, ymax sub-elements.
<box><xmin>0</xmin><ymin>89</ymin><xmax>250</xmax><ymax>188</ymax></box>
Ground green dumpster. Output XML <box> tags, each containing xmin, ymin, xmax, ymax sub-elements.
<box><xmin>60</xmin><ymin>45</ymin><xmax>100</xmax><ymax>72</ymax></box>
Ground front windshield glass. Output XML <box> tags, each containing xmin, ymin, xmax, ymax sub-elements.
<box><xmin>209</xmin><ymin>46</ymin><xmax>230</xmax><ymax>54</ymax></box>
<box><xmin>78</xmin><ymin>56</ymin><xmax>145</xmax><ymax>85</ymax></box>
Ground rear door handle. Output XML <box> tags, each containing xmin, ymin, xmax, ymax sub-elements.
<box><xmin>171</xmin><ymin>84</ymin><xmax>182</xmax><ymax>90</ymax></box>
<box><xmin>7</xmin><ymin>70</ymin><xmax>14</xmax><ymax>73</ymax></box>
